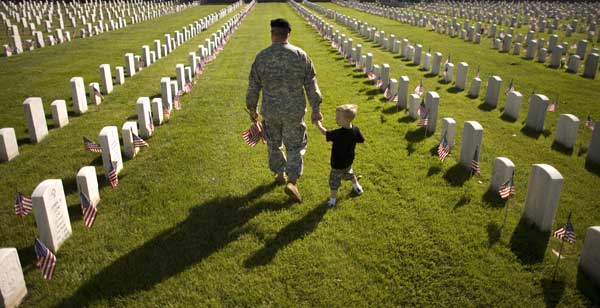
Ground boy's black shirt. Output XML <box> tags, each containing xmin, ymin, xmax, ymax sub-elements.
<box><xmin>325</xmin><ymin>126</ymin><xmax>365</xmax><ymax>169</ymax></box>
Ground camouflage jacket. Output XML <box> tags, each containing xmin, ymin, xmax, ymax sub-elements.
<box><xmin>246</xmin><ymin>42</ymin><xmax>322</xmax><ymax>121</ymax></box>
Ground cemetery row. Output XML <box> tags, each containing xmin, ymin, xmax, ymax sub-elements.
<box><xmin>304</xmin><ymin>0</ymin><xmax>598</xmax><ymax>151</ymax></box>
<box><xmin>1</xmin><ymin>2</ymin><xmax>257</xmax><ymax>306</ymax></box>
<box><xmin>333</xmin><ymin>0</ymin><xmax>600</xmax><ymax>79</ymax></box>
<box><xmin>291</xmin><ymin>0</ymin><xmax>600</xmax><ymax>290</ymax></box>
<box><xmin>0</xmin><ymin>2</ymin><xmax>245</xmax><ymax>163</ymax></box>
<box><xmin>2</xmin><ymin>0</ymin><xmax>196</xmax><ymax>57</ymax></box>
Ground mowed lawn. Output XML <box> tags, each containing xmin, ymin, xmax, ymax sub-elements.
<box><xmin>0</xmin><ymin>2</ymin><xmax>599</xmax><ymax>307</ymax></box>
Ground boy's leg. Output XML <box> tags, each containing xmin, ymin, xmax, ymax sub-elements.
<box><xmin>329</xmin><ymin>168</ymin><xmax>343</xmax><ymax>206</ymax></box>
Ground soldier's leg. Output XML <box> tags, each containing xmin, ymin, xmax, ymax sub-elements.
<box><xmin>262</xmin><ymin>119</ymin><xmax>286</xmax><ymax>176</ymax></box>
<box><xmin>282</xmin><ymin>120</ymin><xmax>307</xmax><ymax>183</ymax></box>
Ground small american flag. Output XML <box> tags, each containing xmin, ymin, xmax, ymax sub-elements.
<box><xmin>498</xmin><ymin>171</ymin><xmax>516</xmax><ymax>199</ymax></box>
<box><xmin>132</xmin><ymin>131</ymin><xmax>149</xmax><ymax>147</ymax></box>
<box><xmin>83</xmin><ymin>136</ymin><xmax>102</xmax><ymax>153</ymax></box>
<box><xmin>242</xmin><ymin>121</ymin><xmax>265</xmax><ymax>147</ymax></box>
<box><xmin>553</xmin><ymin>215</ymin><xmax>576</xmax><ymax>244</ymax></box>
<box><xmin>14</xmin><ymin>192</ymin><xmax>33</xmax><ymax>217</ymax></box>
<box><xmin>443</xmin><ymin>55</ymin><xmax>450</xmax><ymax>78</ymax></box>
<box><xmin>34</xmin><ymin>238</ymin><xmax>56</xmax><ymax>280</ymax></box>
<box><xmin>417</xmin><ymin>99</ymin><xmax>427</xmax><ymax>117</ymax></box>
<box><xmin>107</xmin><ymin>161</ymin><xmax>119</xmax><ymax>188</ymax></box>
<box><xmin>174</xmin><ymin>91</ymin><xmax>182</xmax><ymax>110</ymax></box>
<box><xmin>475</xmin><ymin>65</ymin><xmax>480</xmax><ymax>78</ymax></box>
<box><xmin>184</xmin><ymin>82</ymin><xmax>192</xmax><ymax>93</ymax></box>
<box><xmin>367</xmin><ymin>72</ymin><xmax>377</xmax><ymax>81</ymax></box>
<box><xmin>375</xmin><ymin>79</ymin><xmax>383</xmax><ymax>89</ymax></box>
<box><xmin>93</xmin><ymin>85</ymin><xmax>104</xmax><ymax>100</ymax></box>
<box><xmin>148</xmin><ymin>111</ymin><xmax>154</xmax><ymax>133</ymax></box>
<box><xmin>438</xmin><ymin>134</ymin><xmax>450</xmax><ymax>161</ymax></box>
<box><xmin>414</xmin><ymin>80</ymin><xmax>424</xmax><ymax>96</ymax></box>
<box><xmin>586</xmin><ymin>115</ymin><xmax>595</xmax><ymax>131</ymax></box>
<box><xmin>80</xmin><ymin>191</ymin><xmax>97</xmax><ymax>228</ymax></box>
<box><xmin>505</xmin><ymin>79</ymin><xmax>515</xmax><ymax>95</ymax></box>
<box><xmin>417</xmin><ymin>111</ymin><xmax>429</xmax><ymax>128</ymax></box>
<box><xmin>471</xmin><ymin>147</ymin><xmax>481</xmax><ymax>176</ymax></box>
<box><xmin>383</xmin><ymin>86</ymin><xmax>397</xmax><ymax>102</ymax></box>
<box><xmin>163</xmin><ymin>107</ymin><xmax>171</xmax><ymax>120</ymax></box>
<box><xmin>571</xmin><ymin>43</ymin><xmax>577</xmax><ymax>50</ymax></box>
<box><xmin>547</xmin><ymin>99</ymin><xmax>558</xmax><ymax>112</ymax></box>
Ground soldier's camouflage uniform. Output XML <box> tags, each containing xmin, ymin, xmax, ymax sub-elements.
<box><xmin>246</xmin><ymin>42</ymin><xmax>322</xmax><ymax>182</ymax></box>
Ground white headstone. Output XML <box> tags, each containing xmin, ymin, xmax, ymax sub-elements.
<box><xmin>503</xmin><ymin>91</ymin><xmax>522</xmax><ymax>120</ymax></box>
<box><xmin>380</xmin><ymin>64</ymin><xmax>390</xmax><ymax>90</ymax></box>
<box><xmin>583</xmin><ymin>53</ymin><xmax>599</xmax><ymax>79</ymax></box>
<box><xmin>459</xmin><ymin>121</ymin><xmax>483</xmax><ymax>170</ymax></box>
<box><xmin>175</xmin><ymin>64</ymin><xmax>185</xmax><ymax>92</ymax></box>
<box><xmin>99</xmin><ymin>64</ymin><xmax>113</xmax><ymax>94</ymax></box>
<box><xmin>485</xmin><ymin>76</ymin><xmax>502</xmax><ymax>108</ymax></box>
<box><xmin>579</xmin><ymin>226</ymin><xmax>600</xmax><ymax>286</ymax></box>
<box><xmin>115</xmin><ymin>66</ymin><xmax>125</xmax><ymax>85</ymax></box>
<box><xmin>151</xmin><ymin>98</ymin><xmax>164</xmax><ymax>125</ymax></box>
<box><xmin>124</xmin><ymin>53</ymin><xmax>135</xmax><ymax>77</ymax></box>
<box><xmin>161</xmin><ymin>77</ymin><xmax>172</xmax><ymax>107</ymax></box>
<box><xmin>586</xmin><ymin>122</ymin><xmax>600</xmax><ymax>165</ymax></box>
<box><xmin>443</xmin><ymin>63</ymin><xmax>454</xmax><ymax>83</ymax></box>
<box><xmin>408</xmin><ymin>94</ymin><xmax>420</xmax><ymax>120</ymax></box>
<box><xmin>0</xmin><ymin>128</ymin><xmax>18</xmax><ymax>162</ymax></box>
<box><xmin>455</xmin><ymin>62</ymin><xmax>468</xmax><ymax>90</ymax></box>
<box><xmin>468</xmin><ymin>77</ymin><xmax>481</xmax><ymax>97</ymax></box>
<box><xmin>88</xmin><ymin>83</ymin><xmax>101</xmax><ymax>105</ymax></box>
<box><xmin>121</xmin><ymin>122</ymin><xmax>139</xmax><ymax>159</ymax></box>
<box><xmin>23</xmin><ymin>97</ymin><xmax>48</xmax><ymax>144</ymax></box>
<box><xmin>523</xmin><ymin>164</ymin><xmax>563</xmax><ymax>231</ymax></box>
<box><xmin>431</xmin><ymin>52</ymin><xmax>442</xmax><ymax>75</ymax></box>
<box><xmin>397</xmin><ymin>76</ymin><xmax>409</xmax><ymax>109</ymax></box>
<box><xmin>424</xmin><ymin>91</ymin><xmax>440</xmax><ymax>133</ymax></box>
<box><xmin>554</xmin><ymin>114</ymin><xmax>579</xmax><ymax>149</ymax></box>
<box><xmin>99</xmin><ymin>126</ymin><xmax>123</xmax><ymax>177</ymax></box>
<box><xmin>76</xmin><ymin>166</ymin><xmax>99</xmax><ymax>206</ymax></box>
<box><xmin>0</xmin><ymin>248</ymin><xmax>27</xmax><ymax>308</ymax></box>
<box><xmin>525</xmin><ymin>94</ymin><xmax>549</xmax><ymax>132</ymax></box>
<box><xmin>70</xmin><ymin>77</ymin><xmax>87</xmax><ymax>114</ymax></box>
<box><xmin>441</xmin><ymin>118</ymin><xmax>456</xmax><ymax>146</ymax></box>
<box><xmin>491</xmin><ymin>157</ymin><xmax>515</xmax><ymax>193</ymax></box>
<box><xmin>136</xmin><ymin>97</ymin><xmax>153</xmax><ymax>138</ymax></box>
<box><xmin>423</xmin><ymin>53</ymin><xmax>431</xmax><ymax>71</ymax></box>
<box><xmin>50</xmin><ymin>100</ymin><xmax>68</xmax><ymax>128</ymax></box>
<box><xmin>32</xmin><ymin>179</ymin><xmax>72</xmax><ymax>252</ymax></box>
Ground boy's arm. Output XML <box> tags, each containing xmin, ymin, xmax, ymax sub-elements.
<box><xmin>316</xmin><ymin>121</ymin><xmax>327</xmax><ymax>135</ymax></box>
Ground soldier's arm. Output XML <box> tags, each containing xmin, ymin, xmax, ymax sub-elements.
<box><xmin>303</xmin><ymin>56</ymin><xmax>322</xmax><ymax>114</ymax></box>
<box><xmin>246</xmin><ymin>59</ymin><xmax>261</xmax><ymax>115</ymax></box>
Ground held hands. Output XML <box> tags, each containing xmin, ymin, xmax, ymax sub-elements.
<box><xmin>248</xmin><ymin>110</ymin><xmax>259</xmax><ymax>123</ymax></box>
<box><xmin>311</xmin><ymin>111</ymin><xmax>323</xmax><ymax>124</ymax></box>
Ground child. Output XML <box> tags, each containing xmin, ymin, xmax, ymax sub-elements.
<box><xmin>316</xmin><ymin>104</ymin><xmax>365</xmax><ymax>207</ymax></box>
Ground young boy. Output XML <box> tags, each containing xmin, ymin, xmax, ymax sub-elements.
<box><xmin>316</xmin><ymin>104</ymin><xmax>365</xmax><ymax>207</ymax></box>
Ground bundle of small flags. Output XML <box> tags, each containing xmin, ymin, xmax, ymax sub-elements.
<box><xmin>163</xmin><ymin>107</ymin><xmax>171</xmax><ymax>120</ymax></box>
<box><xmin>586</xmin><ymin>115</ymin><xmax>595</xmax><ymax>131</ymax></box>
<box><xmin>438</xmin><ymin>135</ymin><xmax>450</xmax><ymax>161</ymax></box>
<box><xmin>242</xmin><ymin>121</ymin><xmax>265</xmax><ymax>147</ymax></box>
<box><xmin>35</xmin><ymin>238</ymin><xmax>56</xmax><ymax>280</ymax></box>
<box><xmin>83</xmin><ymin>136</ymin><xmax>102</xmax><ymax>153</ymax></box>
<box><xmin>184</xmin><ymin>82</ymin><xmax>193</xmax><ymax>93</ymax></box>
<box><xmin>553</xmin><ymin>216</ymin><xmax>576</xmax><ymax>244</ymax></box>
<box><xmin>80</xmin><ymin>191</ymin><xmax>97</xmax><ymax>228</ymax></box>
<box><xmin>471</xmin><ymin>148</ymin><xmax>481</xmax><ymax>176</ymax></box>
<box><xmin>14</xmin><ymin>192</ymin><xmax>33</xmax><ymax>217</ymax></box>
<box><xmin>375</xmin><ymin>78</ymin><xmax>383</xmax><ymax>89</ymax></box>
<box><xmin>498</xmin><ymin>172</ymin><xmax>516</xmax><ymax>199</ymax></box>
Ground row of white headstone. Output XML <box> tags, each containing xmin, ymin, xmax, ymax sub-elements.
<box><xmin>0</xmin><ymin>1</ymin><xmax>244</xmax><ymax>164</ymax></box>
<box><xmin>1</xmin><ymin>0</ymin><xmax>193</xmax><ymax>57</ymax></box>
<box><xmin>290</xmin><ymin>0</ymin><xmax>600</xmax><ymax>290</ymax></box>
<box><xmin>320</xmin><ymin>0</ymin><xmax>600</xmax><ymax>80</ymax></box>
<box><xmin>304</xmin><ymin>1</ymin><xmax>600</xmax><ymax>166</ymax></box>
<box><xmin>0</xmin><ymin>3</ymin><xmax>258</xmax><ymax>306</ymax></box>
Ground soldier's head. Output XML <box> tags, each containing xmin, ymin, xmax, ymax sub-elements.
<box><xmin>335</xmin><ymin>104</ymin><xmax>358</xmax><ymax>127</ymax></box>
<box><xmin>270</xmin><ymin>18</ymin><xmax>291</xmax><ymax>43</ymax></box>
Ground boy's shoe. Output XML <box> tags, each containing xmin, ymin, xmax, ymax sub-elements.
<box><xmin>352</xmin><ymin>182</ymin><xmax>364</xmax><ymax>195</ymax></box>
<box><xmin>327</xmin><ymin>198</ymin><xmax>336</xmax><ymax>207</ymax></box>
<box><xmin>285</xmin><ymin>182</ymin><xmax>302</xmax><ymax>203</ymax></box>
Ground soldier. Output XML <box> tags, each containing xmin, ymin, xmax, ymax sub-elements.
<box><xmin>246</xmin><ymin>18</ymin><xmax>323</xmax><ymax>203</ymax></box>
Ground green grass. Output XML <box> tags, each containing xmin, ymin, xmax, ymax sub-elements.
<box><xmin>0</xmin><ymin>2</ymin><xmax>599</xmax><ymax>306</ymax></box>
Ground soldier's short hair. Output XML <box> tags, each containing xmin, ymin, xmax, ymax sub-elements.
<box><xmin>271</xmin><ymin>18</ymin><xmax>291</xmax><ymax>37</ymax></box>
<box><xmin>336</xmin><ymin>104</ymin><xmax>358</xmax><ymax>121</ymax></box>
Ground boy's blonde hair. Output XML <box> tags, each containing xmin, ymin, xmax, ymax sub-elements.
<box><xmin>336</xmin><ymin>104</ymin><xmax>358</xmax><ymax>121</ymax></box>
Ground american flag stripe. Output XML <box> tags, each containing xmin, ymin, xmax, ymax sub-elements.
<box><xmin>108</xmin><ymin>161</ymin><xmax>119</xmax><ymax>188</ymax></box>
<box><xmin>80</xmin><ymin>191</ymin><xmax>97</xmax><ymax>228</ymax></box>
<box><xmin>93</xmin><ymin>86</ymin><xmax>104</xmax><ymax>99</ymax></box>
<box><xmin>547</xmin><ymin>101</ymin><xmax>558</xmax><ymax>112</ymax></box>
<box><xmin>586</xmin><ymin>116</ymin><xmax>595</xmax><ymax>131</ymax></box>
<box><xmin>438</xmin><ymin>137</ymin><xmax>450</xmax><ymax>161</ymax></box>
<box><xmin>83</xmin><ymin>136</ymin><xmax>102</xmax><ymax>153</ymax></box>
<box><xmin>14</xmin><ymin>192</ymin><xmax>33</xmax><ymax>217</ymax></box>
<box><xmin>242</xmin><ymin>121</ymin><xmax>264</xmax><ymax>147</ymax></box>
<box><xmin>132</xmin><ymin>132</ymin><xmax>149</xmax><ymax>147</ymax></box>
<box><xmin>367</xmin><ymin>72</ymin><xmax>377</xmax><ymax>81</ymax></box>
<box><xmin>163</xmin><ymin>107</ymin><xmax>171</xmax><ymax>120</ymax></box>
<box><xmin>553</xmin><ymin>222</ymin><xmax>576</xmax><ymax>244</ymax></box>
<box><xmin>498</xmin><ymin>176</ymin><xmax>516</xmax><ymax>199</ymax></box>
<box><xmin>34</xmin><ymin>238</ymin><xmax>56</xmax><ymax>280</ymax></box>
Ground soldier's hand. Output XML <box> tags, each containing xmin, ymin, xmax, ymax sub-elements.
<box><xmin>249</xmin><ymin>110</ymin><xmax>259</xmax><ymax>122</ymax></box>
<box><xmin>311</xmin><ymin>111</ymin><xmax>323</xmax><ymax>124</ymax></box>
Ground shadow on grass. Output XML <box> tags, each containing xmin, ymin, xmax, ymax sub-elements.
<box><xmin>551</xmin><ymin>141</ymin><xmax>574</xmax><ymax>155</ymax></box>
<box><xmin>585</xmin><ymin>160</ymin><xmax>600</xmax><ymax>177</ymax></box>
<box><xmin>149</xmin><ymin>93</ymin><xmax>161</xmax><ymax>100</ymax></box>
<box><xmin>482</xmin><ymin>188</ymin><xmax>507</xmax><ymax>208</ymax></box>
<box><xmin>424</xmin><ymin>73</ymin><xmax>438</xmax><ymax>78</ymax></box>
<box><xmin>487</xmin><ymin>221</ymin><xmax>502</xmax><ymax>247</ymax></box>
<box><xmin>446</xmin><ymin>87</ymin><xmax>463</xmax><ymax>94</ymax></box>
<box><xmin>88</xmin><ymin>155</ymin><xmax>103</xmax><ymax>166</ymax></box>
<box><xmin>509</xmin><ymin>216</ymin><xmax>550</xmax><ymax>264</ymax></box>
<box><xmin>427</xmin><ymin>166</ymin><xmax>441</xmax><ymax>177</ymax></box>
<box><xmin>67</xmin><ymin>203</ymin><xmax>83</xmax><ymax>223</ymax></box>
<box><xmin>58</xmin><ymin>182</ymin><xmax>292</xmax><ymax>306</ymax></box>
<box><xmin>244</xmin><ymin>202</ymin><xmax>328</xmax><ymax>268</ymax></box>
<box><xmin>126</xmin><ymin>114</ymin><xmax>137</xmax><ymax>120</ymax></box>
<box><xmin>381</xmin><ymin>105</ymin><xmax>397</xmax><ymax>114</ymax></box>
<box><xmin>406</xmin><ymin>143</ymin><xmax>416</xmax><ymax>156</ymax></box>
<box><xmin>442</xmin><ymin>164</ymin><xmax>471</xmax><ymax>187</ymax></box>
<box><xmin>17</xmin><ymin>245</ymin><xmax>36</xmax><ymax>274</ymax></box>
<box><xmin>404</xmin><ymin>128</ymin><xmax>429</xmax><ymax>143</ymax></box>
<box><xmin>521</xmin><ymin>126</ymin><xmax>552</xmax><ymax>139</ymax></box>
<box><xmin>576</xmin><ymin>267</ymin><xmax>600</xmax><ymax>305</ymax></box>
<box><xmin>16</xmin><ymin>137</ymin><xmax>31</xmax><ymax>146</ymax></box>
<box><xmin>541</xmin><ymin>278</ymin><xmax>566</xmax><ymax>308</ymax></box>
<box><xmin>365</xmin><ymin>89</ymin><xmax>381</xmax><ymax>96</ymax></box>
<box><xmin>398</xmin><ymin>114</ymin><xmax>413</xmax><ymax>123</ymax></box>
<box><xmin>477</xmin><ymin>102</ymin><xmax>496</xmax><ymax>112</ymax></box>
<box><xmin>454</xmin><ymin>193</ymin><xmax>471</xmax><ymax>209</ymax></box>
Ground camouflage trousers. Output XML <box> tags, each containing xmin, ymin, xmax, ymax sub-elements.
<box><xmin>262</xmin><ymin>118</ymin><xmax>307</xmax><ymax>182</ymax></box>
<box><xmin>329</xmin><ymin>166</ymin><xmax>354</xmax><ymax>191</ymax></box>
